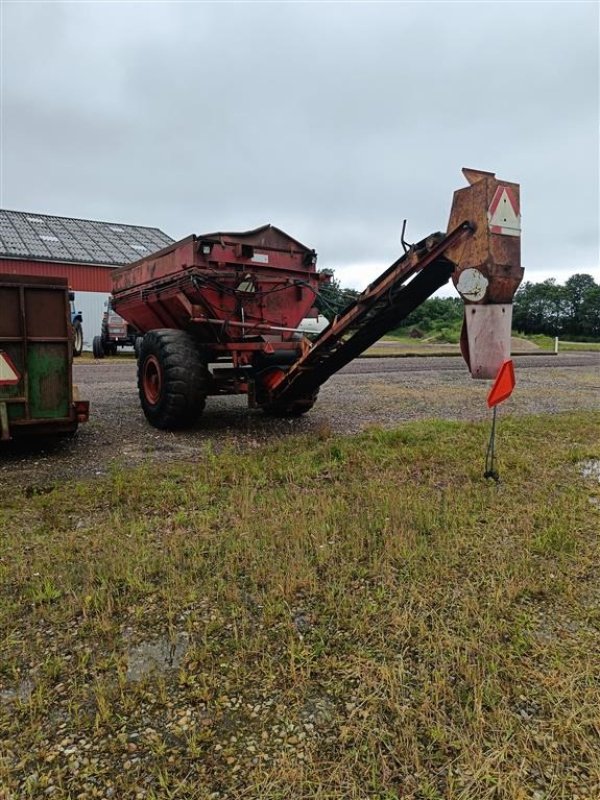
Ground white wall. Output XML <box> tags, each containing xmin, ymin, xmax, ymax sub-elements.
<box><xmin>72</xmin><ymin>291</ymin><xmax>109</xmax><ymax>350</ymax></box>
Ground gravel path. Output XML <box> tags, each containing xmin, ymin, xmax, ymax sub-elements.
<box><xmin>1</xmin><ymin>353</ymin><xmax>598</xmax><ymax>486</ymax></box>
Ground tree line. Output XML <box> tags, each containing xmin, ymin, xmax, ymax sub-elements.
<box><xmin>319</xmin><ymin>273</ymin><xmax>600</xmax><ymax>340</ymax></box>
<box><xmin>512</xmin><ymin>274</ymin><xmax>600</xmax><ymax>339</ymax></box>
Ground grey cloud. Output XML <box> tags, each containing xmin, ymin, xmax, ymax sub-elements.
<box><xmin>2</xmin><ymin>1</ymin><xmax>598</xmax><ymax>290</ymax></box>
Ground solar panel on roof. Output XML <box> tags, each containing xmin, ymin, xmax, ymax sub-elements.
<box><xmin>0</xmin><ymin>209</ymin><xmax>173</xmax><ymax>266</ymax></box>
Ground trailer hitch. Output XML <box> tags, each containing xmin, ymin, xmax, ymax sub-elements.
<box><xmin>445</xmin><ymin>168</ymin><xmax>524</xmax><ymax>379</ymax></box>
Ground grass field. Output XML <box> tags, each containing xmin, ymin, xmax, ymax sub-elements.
<box><xmin>373</xmin><ymin>333</ymin><xmax>600</xmax><ymax>357</ymax></box>
<box><xmin>1</xmin><ymin>412</ymin><xmax>599</xmax><ymax>799</ymax></box>
<box><xmin>519</xmin><ymin>335</ymin><xmax>600</xmax><ymax>353</ymax></box>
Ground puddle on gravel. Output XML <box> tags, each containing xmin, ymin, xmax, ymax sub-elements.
<box><xmin>579</xmin><ymin>459</ymin><xmax>600</xmax><ymax>483</ymax></box>
<box><xmin>125</xmin><ymin>632</ymin><xmax>189</xmax><ymax>682</ymax></box>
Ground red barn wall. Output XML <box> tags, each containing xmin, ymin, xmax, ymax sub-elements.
<box><xmin>0</xmin><ymin>259</ymin><xmax>113</xmax><ymax>292</ymax></box>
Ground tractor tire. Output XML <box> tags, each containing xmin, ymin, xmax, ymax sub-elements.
<box><xmin>92</xmin><ymin>335</ymin><xmax>105</xmax><ymax>359</ymax></box>
<box><xmin>72</xmin><ymin>321</ymin><xmax>83</xmax><ymax>357</ymax></box>
<box><xmin>134</xmin><ymin>336</ymin><xmax>143</xmax><ymax>359</ymax></box>
<box><xmin>138</xmin><ymin>329</ymin><xmax>208</xmax><ymax>430</ymax></box>
<box><xmin>259</xmin><ymin>364</ymin><xmax>319</xmax><ymax>417</ymax></box>
<box><xmin>262</xmin><ymin>390</ymin><xmax>319</xmax><ymax>417</ymax></box>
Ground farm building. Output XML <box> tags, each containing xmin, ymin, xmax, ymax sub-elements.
<box><xmin>0</xmin><ymin>209</ymin><xmax>173</xmax><ymax>348</ymax></box>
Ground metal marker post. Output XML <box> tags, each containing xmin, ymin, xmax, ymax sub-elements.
<box><xmin>484</xmin><ymin>406</ymin><xmax>499</xmax><ymax>482</ymax></box>
<box><xmin>484</xmin><ymin>360</ymin><xmax>516</xmax><ymax>482</ymax></box>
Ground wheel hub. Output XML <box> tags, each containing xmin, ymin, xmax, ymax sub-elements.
<box><xmin>142</xmin><ymin>354</ymin><xmax>162</xmax><ymax>405</ymax></box>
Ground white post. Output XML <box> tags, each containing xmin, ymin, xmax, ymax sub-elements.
<box><xmin>554</xmin><ymin>336</ymin><xmax>559</xmax><ymax>354</ymax></box>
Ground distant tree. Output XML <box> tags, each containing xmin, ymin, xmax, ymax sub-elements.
<box><xmin>321</xmin><ymin>271</ymin><xmax>600</xmax><ymax>339</ymax></box>
<box><xmin>393</xmin><ymin>297</ymin><xmax>463</xmax><ymax>333</ymax></box>
<box><xmin>514</xmin><ymin>279</ymin><xmax>561</xmax><ymax>334</ymax></box>
<box><xmin>317</xmin><ymin>273</ymin><xmax>360</xmax><ymax>320</ymax></box>
<box><xmin>564</xmin><ymin>274</ymin><xmax>597</xmax><ymax>335</ymax></box>
<box><xmin>580</xmin><ymin>285</ymin><xmax>600</xmax><ymax>338</ymax></box>
<box><xmin>513</xmin><ymin>273</ymin><xmax>598</xmax><ymax>338</ymax></box>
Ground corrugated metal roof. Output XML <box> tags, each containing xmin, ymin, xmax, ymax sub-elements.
<box><xmin>0</xmin><ymin>209</ymin><xmax>174</xmax><ymax>267</ymax></box>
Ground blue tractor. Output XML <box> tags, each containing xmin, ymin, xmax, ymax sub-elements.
<box><xmin>69</xmin><ymin>291</ymin><xmax>83</xmax><ymax>357</ymax></box>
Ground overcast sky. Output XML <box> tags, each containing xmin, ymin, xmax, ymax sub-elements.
<box><xmin>1</xmin><ymin>1</ymin><xmax>598</xmax><ymax>293</ymax></box>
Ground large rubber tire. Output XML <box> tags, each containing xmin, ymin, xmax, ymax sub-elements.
<box><xmin>138</xmin><ymin>329</ymin><xmax>208</xmax><ymax>430</ymax></box>
<box><xmin>262</xmin><ymin>390</ymin><xmax>319</xmax><ymax>417</ymax></box>
<box><xmin>92</xmin><ymin>335</ymin><xmax>104</xmax><ymax>359</ymax></box>
<box><xmin>72</xmin><ymin>321</ymin><xmax>83</xmax><ymax>357</ymax></box>
<box><xmin>134</xmin><ymin>336</ymin><xmax>143</xmax><ymax>359</ymax></box>
<box><xmin>259</xmin><ymin>365</ymin><xmax>319</xmax><ymax>417</ymax></box>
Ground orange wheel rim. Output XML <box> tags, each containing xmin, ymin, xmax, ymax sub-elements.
<box><xmin>143</xmin><ymin>355</ymin><xmax>162</xmax><ymax>405</ymax></box>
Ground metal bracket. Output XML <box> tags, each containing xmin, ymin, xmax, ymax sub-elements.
<box><xmin>0</xmin><ymin>401</ymin><xmax>10</xmax><ymax>441</ymax></box>
<box><xmin>401</xmin><ymin>220</ymin><xmax>413</xmax><ymax>254</ymax></box>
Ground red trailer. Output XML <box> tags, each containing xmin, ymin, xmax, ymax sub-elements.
<box><xmin>111</xmin><ymin>170</ymin><xmax>523</xmax><ymax>430</ymax></box>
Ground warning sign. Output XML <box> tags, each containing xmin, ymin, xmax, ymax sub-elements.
<box><xmin>0</xmin><ymin>351</ymin><xmax>20</xmax><ymax>386</ymax></box>
<box><xmin>487</xmin><ymin>186</ymin><xmax>520</xmax><ymax>236</ymax></box>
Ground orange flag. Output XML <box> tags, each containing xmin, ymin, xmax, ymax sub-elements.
<box><xmin>487</xmin><ymin>360</ymin><xmax>516</xmax><ymax>408</ymax></box>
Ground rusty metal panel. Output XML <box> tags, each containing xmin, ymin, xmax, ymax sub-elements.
<box><xmin>445</xmin><ymin>169</ymin><xmax>524</xmax><ymax>380</ymax></box>
<box><xmin>463</xmin><ymin>304</ymin><xmax>513</xmax><ymax>379</ymax></box>
<box><xmin>0</xmin><ymin>286</ymin><xmax>21</xmax><ymax>337</ymax></box>
<box><xmin>111</xmin><ymin>228</ymin><xmax>325</xmax><ymax>337</ymax></box>
<box><xmin>446</xmin><ymin>168</ymin><xmax>523</xmax><ymax>304</ymax></box>
<box><xmin>0</xmin><ymin>273</ymin><xmax>81</xmax><ymax>437</ymax></box>
<box><xmin>25</xmin><ymin>288</ymin><xmax>68</xmax><ymax>338</ymax></box>
<box><xmin>27</xmin><ymin>343</ymin><xmax>70</xmax><ymax>419</ymax></box>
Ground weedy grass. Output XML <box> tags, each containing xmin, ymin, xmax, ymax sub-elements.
<box><xmin>380</xmin><ymin>333</ymin><xmax>600</xmax><ymax>353</ymax></box>
<box><xmin>0</xmin><ymin>412</ymin><xmax>599</xmax><ymax>799</ymax></box>
<box><xmin>516</xmin><ymin>335</ymin><xmax>600</xmax><ymax>352</ymax></box>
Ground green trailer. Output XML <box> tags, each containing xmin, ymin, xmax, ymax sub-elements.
<box><xmin>0</xmin><ymin>273</ymin><xmax>89</xmax><ymax>440</ymax></box>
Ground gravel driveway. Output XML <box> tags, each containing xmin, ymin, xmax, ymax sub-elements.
<box><xmin>1</xmin><ymin>353</ymin><xmax>598</xmax><ymax>486</ymax></box>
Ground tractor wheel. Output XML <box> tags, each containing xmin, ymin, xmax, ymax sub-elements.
<box><xmin>92</xmin><ymin>335</ymin><xmax>105</xmax><ymax>359</ymax></box>
<box><xmin>134</xmin><ymin>336</ymin><xmax>143</xmax><ymax>359</ymax></box>
<box><xmin>72</xmin><ymin>321</ymin><xmax>83</xmax><ymax>357</ymax></box>
<box><xmin>138</xmin><ymin>329</ymin><xmax>208</xmax><ymax>430</ymax></box>
<box><xmin>262</xmin><ymin>390</ymin><xmax>319</xmax><ymax>417</ymax></box>
<box><xmin>260</xmin><ymin>366</ymin><xmax>319</xmax><ymax>417</ymax></box>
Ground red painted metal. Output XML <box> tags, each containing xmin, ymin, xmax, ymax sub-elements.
<box><xmin>112</xmin><ymin>226</ymin><xmax>326</xmax><ymax>340</ymax></box>
<box><xmin>74</xmin><ymin>400</ymin><xmax>90</xmax><ymax>423</ymax></box>
<box><xmin>0</xmin><ymin>259</ymin><xmax>112</xmax><ymax>292</ymax></box>
<box><xmin>109</xmin><ymin>171</ymin><xmax>523</xmax><ymax>425</ymax></box>
<box><xmin>142</xmin><ymin>355</ymin><xmax>162</xmax><ymax>405</ymax></box>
